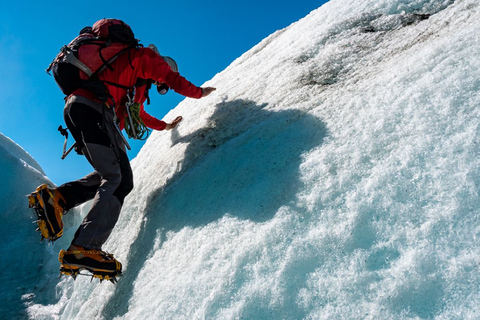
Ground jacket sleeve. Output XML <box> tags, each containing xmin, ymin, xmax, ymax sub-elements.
<box><xmin>139</xmin><ymin>104</ymin><xmax>167</xmax><ymax>131</ymax></box>
<box><xmin>136</xmin><ymin>48</ymin><xmax>203</xmax><ymax>99</ymax></box>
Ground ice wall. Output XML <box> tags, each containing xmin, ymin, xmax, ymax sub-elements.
<box><xmin>0</xmin><ymin>133</ymin><xmax>50</xmax><ymax>319</ymax></box>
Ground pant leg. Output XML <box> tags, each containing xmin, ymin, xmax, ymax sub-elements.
<box><xmin>57</xmin><ymin>172</ymin><xmax>101</xmax><ymax>211</ymax></box>
<box><xmin>61</xmin><ymin>98</ymin><xmax>134</xmax><ymax>249</ymax></box>
<box><xmin>72</xmin><ymin>143</ymin><xmax>123</xmax><ymax>249</ymax></box>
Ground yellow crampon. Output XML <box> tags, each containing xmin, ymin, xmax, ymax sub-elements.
<box><xmin>27</xmin><ymin>184</ymin><xmax>66</xmax><ymax>242</ymax></box>
<box><xmin>58</xmin><ymin>249</ymin><xmax>122</xmax><ymax>284</ymax></box>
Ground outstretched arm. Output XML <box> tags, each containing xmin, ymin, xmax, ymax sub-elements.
<box><xmin>164</xmin><ymin>88</ymin><xmax>215</xmax><ymax>130</ymax></box>
<box><xmin>139</xmin><ymin>104</ymin><xmax>167</xmax><ymax>130</ymax></box>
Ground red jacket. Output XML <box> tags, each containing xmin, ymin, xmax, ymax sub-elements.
<box><xmin>72</xmin><ymin>47</ymin><xmax>202</xmax><ymax>130</ymax></box>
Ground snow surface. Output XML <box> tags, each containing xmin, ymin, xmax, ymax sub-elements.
<box><xmin>2</xmin><ymin>0</ymin><xmax>480</xmax><ymax>318</ymax></box>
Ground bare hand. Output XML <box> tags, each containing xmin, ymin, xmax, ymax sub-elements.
<box><xmin>166</xmin><ymin>116</ymin><xmax>183</xmax><ymax>130</ymax></box>
<box><xmin>201</xmin><ymin>87</ymin><xmax>216</xmax><ymax>97</ymax></box>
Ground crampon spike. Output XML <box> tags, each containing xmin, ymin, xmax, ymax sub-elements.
<box><xmin>59</xmin><ymin>268</ymin><xmax>120</xmax><ymax>284</ymax></box>
<box><xmin>27</xmin><ymin>194</ymin><xmax>37</xmax><ymax>208</ymax></box>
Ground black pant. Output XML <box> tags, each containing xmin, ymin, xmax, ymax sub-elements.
<box><xmin>57</xmin><ymin>98</ymin><xmax>133</xmax><ymax>249</ymax></box>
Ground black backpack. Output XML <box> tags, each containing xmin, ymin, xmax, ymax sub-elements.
<box><xmin>47</xmin><ymin>18</ymin><xmax>140</xmax><ymax>102</ymax></box>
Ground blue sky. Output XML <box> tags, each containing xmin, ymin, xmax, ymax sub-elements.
<box><xmin>0</xmin><ymin>0</ymin><xmax>326</xmax><ymax>185</ymax></box>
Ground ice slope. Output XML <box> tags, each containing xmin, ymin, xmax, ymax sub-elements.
<box><xmin>23</xmin><ymin>0</ymin><xmax>480</xmax><ymax>319</ymax></box>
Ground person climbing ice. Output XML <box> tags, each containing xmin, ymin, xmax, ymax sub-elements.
<box><xmin>28</xmin><ymin>18</ymin><xmax>216</xmax><ymax>283</ymax></box>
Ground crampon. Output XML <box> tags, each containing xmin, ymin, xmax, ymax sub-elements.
<box><xmin>27</xmin><ymin>184</ymin><xmax>66</xmax><ymax>242</ymax></box>
<box><xmin>59</xmin><ymin>247</ymin><xmax>122</xmax><ymax>284</ymax></box>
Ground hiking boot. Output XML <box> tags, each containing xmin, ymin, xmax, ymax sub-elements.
<box><xmin>59</xmin><ymin>246</ymin><xmax>122</xmax><ymax>283</ymax></box>
<box><xmin>28</xmin><ymin>184</ymin><xmax>67</xmax><ymax>242</ymax></box>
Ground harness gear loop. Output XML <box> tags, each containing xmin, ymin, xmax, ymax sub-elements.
<box><xmin>123</xmin><ymin>89</ymin><xmax>151</xmax><ymax>140</ymax></box>
<box><xmin>125</xmin><ymin>89</ymin><xmax>138</xmax><ymax>139</ymax></box>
